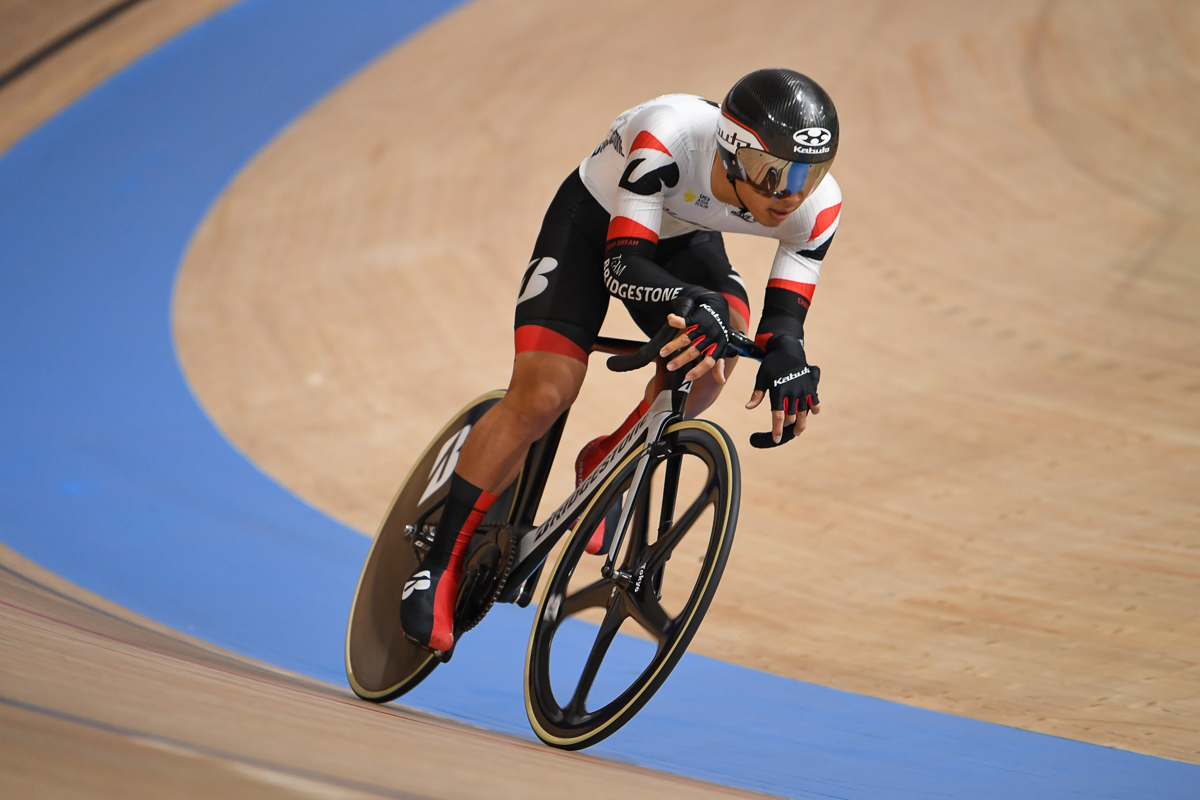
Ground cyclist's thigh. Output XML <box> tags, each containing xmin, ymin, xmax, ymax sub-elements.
<box><xmin>514</xmin><ymin>169</ymin><xmax>610</xmax><ymax>365</ymax></box>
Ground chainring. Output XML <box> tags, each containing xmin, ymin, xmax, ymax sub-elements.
<box><xmin>454</xmin><ymin>523</ymin><xmax>515</xmax><ymax>635</ymax></box>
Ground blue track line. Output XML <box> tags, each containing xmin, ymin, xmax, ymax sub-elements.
<box><xmin>0</xmin><ymin>1</ymin><xmax>1195</xmax><ymax>796</ymax></box>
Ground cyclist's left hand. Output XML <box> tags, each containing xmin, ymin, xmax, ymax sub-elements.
<box><xmin>745</xmin><ymin>337</ymin><xmax>821</xmax><ymax>444</ymax></box>
<box><xmin>660</xmin><ymin>289</ymin><xmax>732</xmax><ymax>383</ymax></box>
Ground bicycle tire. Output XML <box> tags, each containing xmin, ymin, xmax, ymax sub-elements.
<box><xmin>346</xmin><ymin>390</ymin><xmax>516</xmax><ymax>702</ymax></box>
<box><xmin>524</xmin><ymin>420</ymin><xmax>740</xmax><ymax>749</ymax></box>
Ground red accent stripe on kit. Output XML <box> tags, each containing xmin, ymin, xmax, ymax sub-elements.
<box><xmin>630</xmin><ymin>130</ymin><xmax>672</xmax><ymax>156</ymax></box>
<box><xmin>809</xmin><ymin>202</ymin><xmax>842</xmax><ymax>242</ymax></box>
<box><xmin>767</xmin><ymin>279</ymin><xmax>816</xmax><ymax>302</ymax></box>
<box><xmin>754</xmin><ymin>332</ymin><xmax>773</xmax><ymax>350</ymax></box>
<box><xmin>450</xmin><ymin>498</ymin><xmax>497</xmax><ymax>561</ymax></box>
<box><xmin>721</xmin><ymin>293</ymin><xmax>751</xmax><ymax>329</ymax></box>
<box><xmin>514</xmin><ymin>325</ymin><xmax>588</xmax><ymax>364</ymax></box>
<box><xmin>606</xmin><ymin>215</ymin><xmax>659</xmax><ymax>244</ymax></box>
<box><xmin>430</xmin><ymin>487</ymin><xmax>499</xmax><ymax>651</ymax></box>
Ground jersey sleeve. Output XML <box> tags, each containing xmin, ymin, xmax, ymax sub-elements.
<box><xmin>754</xmin><ymin>175</ymin><xmax>842</xmax><ymax>349</ymax></box>
<box><xmin>601</xmin><ymin>107</ymin><xmax>695</xmax><ymax>312</ymax></box>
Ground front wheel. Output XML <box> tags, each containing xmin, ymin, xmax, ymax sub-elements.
<box><xmin>524</xmin><ymin>420</ymin><xmax>740</xmax><ymax>749</ymax></box>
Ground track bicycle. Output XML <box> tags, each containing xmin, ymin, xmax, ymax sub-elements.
<box><xmin>346</xmin><ymin>318</ymin><xmax>770</xmax><ymax>749</ymax></box>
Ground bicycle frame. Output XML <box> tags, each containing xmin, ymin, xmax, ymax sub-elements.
<box><xmin>496</xmin><ymin>329</ymin><xmax>764</xmax><ymax>606</ymax></box>
<box><xmin>498</xmin><ymin>367</ymin><xmax>692</xmax><ymax>606</ymax></box>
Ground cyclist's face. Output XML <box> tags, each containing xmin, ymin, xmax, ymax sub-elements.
<box><xmin>737</xmin><ymin>180</ymin><xmax>805</xmax><ymax>228</ymax></box>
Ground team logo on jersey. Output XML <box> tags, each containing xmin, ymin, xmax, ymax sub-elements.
<box><xmin>618</xmin><ymin>131</ymin><xmax>679</xmax><ymax>196</ymax></box>
<box><xmin>517</xmin><ymin>257</ymin><xmax>558</xmax><ymax>304</ymax></box>
<box><xmin>619</xmin><ymin>158</ymin><xmax>679</xmax><ymax>196</ymax></box>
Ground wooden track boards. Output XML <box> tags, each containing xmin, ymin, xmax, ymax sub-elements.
<box><xmin>173</xmin><ymin>0</ymin><xmax>1200</xmax><ymax>762</ymax></box>
<box><xmin>0</xmin><ymin>544</ymin><xmax>768</xmax><ymax>799</ymax></box>
<box><xmin>0</xmin><ymin>0</ymin><xmax>240</xmax><ymax>153</ymax></box>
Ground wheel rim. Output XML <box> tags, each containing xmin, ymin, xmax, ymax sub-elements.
<box><xmin>526</xmin><ymin>425</ymin><xmax>734</xmax><ymax>746</ymax></box>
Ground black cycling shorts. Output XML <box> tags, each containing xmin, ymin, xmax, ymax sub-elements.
<box><xmin>514</xmin><ymin>168</ymin><xmax>750</xmax><ymax>363</ymax></box>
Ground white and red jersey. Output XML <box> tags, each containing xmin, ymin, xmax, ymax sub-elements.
<box><xmin>579</xmin><ymin>93</ymin><xmax>842</xmax><ymax>327</ymax></box>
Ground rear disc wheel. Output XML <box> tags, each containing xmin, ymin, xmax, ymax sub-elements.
<box><xmin>346</xmin><ymin>391</ymin><xmax>515</xmax><ymax>701</ymax></box>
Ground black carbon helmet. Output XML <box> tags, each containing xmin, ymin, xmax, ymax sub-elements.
<box><xmin>716</xmin><ymin>69</ymin><xmax>838</xmax><ymax>199</ymax></box>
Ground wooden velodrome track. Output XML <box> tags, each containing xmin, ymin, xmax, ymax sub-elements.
<box><xmin>1</xmin><ymin>0</ymin><xmax>1198</xmax><ymax>796</ymax></box>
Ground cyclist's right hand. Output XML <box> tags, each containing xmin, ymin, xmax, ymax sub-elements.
<box><xmin>659</xmin><ymin>288</ymin><xmax>732</xmax><ymax>383</ymax></box>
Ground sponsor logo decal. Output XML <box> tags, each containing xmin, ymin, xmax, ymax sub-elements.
<box><xmin>632</xmin><ymin>563</ymin><xmax>647</xmax><ymax>592</ymax></box>
<box><xmin>603</xmin><ymin>261</ymin><xmax>683</xmax><ymax>304</ymax></box>
<box><xmin>591</xmin><ymin>127</ymin><xmax>624</xmax><ymax>158</ymax></box>
<box><xmin>699</xmin><ymin>303</ymin><xmax>729</xmax><ymax>340</ymax></box>
<box><xmin>793</xmin><ymin>127</ymin><xmax>832</xmax><ymax>147</ymax></box>
<box><xmin>773</xmin><ymin>367</ymin><xmax>810</xmax><ymax>387</ymax></box>
<box><xmin>716</xmin><ymin>114</ymin><xmax>762</xmax><ymax>152</ymax></box>
<box><xmin>516</xmin><ymin>257</ymin><xmax>558</xmax><ymax>304</ymax></box>
<box><xmin>531</xmin><ymin>411</ymin><xmax>654</xmax><ymax>548</ymax></box>
<box><xmin>682</xmin><ymin>191</ymin><xmax>711</xmax><ymax>209</ymax></box>
<box><xmin>403</xmin><ymin>570</ymin><xmax>431</xmax><ymax>599</ymax></box>
<box><xmin>618</xmin><ymin>157</ymin><xmax>679</xmax><ymax>196</ymax></box>
<box><xmin>419</xmin><ymin>426</ymin><xmax>471</xmax><ymax>504</ymax></box>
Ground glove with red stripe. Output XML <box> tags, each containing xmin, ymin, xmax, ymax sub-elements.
<box><xmin>671</xmin><ymin>287</ymin><xmax>732</xmax><ymax>362</ymax></box>
<box><xmin>747</xmin><ymin>336</ymin><xmax>821</xmax><ymax>448</ymax></box>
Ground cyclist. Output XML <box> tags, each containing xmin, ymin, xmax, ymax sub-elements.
<box><xmin>402</xmin><ymin>68</ymin><xmax>842</xmax><ymax>653</ymax></box>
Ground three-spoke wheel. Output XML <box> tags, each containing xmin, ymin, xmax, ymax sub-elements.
<box><xmin>525</xmin><ymin>420</ymin><xmax>739</xmax><ymax>749</ymax></box>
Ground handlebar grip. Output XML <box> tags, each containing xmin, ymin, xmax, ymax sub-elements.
<box><xmin>606</xmin><ymin>323</ymin><xmax>677</xmax><ymax>372</ymax></box>
<box><xmin>608</xmin><ymin>297</ymin><xmax>695</xmax><ymax>372</ymax></box>
<box><xmin>749</xmin><ymin>427</ymin><xmax>797</xmax><ymax>449</ymax></box>
<box><xmin>728</xmin><ymin>330</ymin><xmax>765</xmax><ymax>360</ymax></box>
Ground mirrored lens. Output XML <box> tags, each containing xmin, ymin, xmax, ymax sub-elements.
<box><xmin>737</xmin><ymin>148</ymin><xmax>831</xmax><ymax>200</ymax></box>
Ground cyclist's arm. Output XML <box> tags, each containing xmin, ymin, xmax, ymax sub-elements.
<box><xmin>754</xmin><ymin>184</ymin><xmax>842</xmax><ymax>351</ymax></box>
<box><xmin>601</xmin><ymin>124</ymin><xmax>692</xmax><ymax>313</ymax></box>
<box><xmin>744</xmin><ymin>184</ymin><xmax>842</xmax><ymax>441</ymax></box>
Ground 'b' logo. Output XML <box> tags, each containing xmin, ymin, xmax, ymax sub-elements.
<box><xmin>418</xmin><ymin>426</ymin><xmax>471</xmax><ymax>505</ymax></box>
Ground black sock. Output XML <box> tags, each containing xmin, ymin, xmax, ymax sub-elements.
<box><xmin>424</xmin><ymin>473</ymin><xmax>491</xmax><ymax>570</ymax></box>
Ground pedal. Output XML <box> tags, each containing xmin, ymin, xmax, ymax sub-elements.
<box><xmin>403</xmin><ymin>523</ymin><xmax>435</xmax><ymax>556</ymax></box>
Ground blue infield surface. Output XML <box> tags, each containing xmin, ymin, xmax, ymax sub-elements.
<box><xmin>0</xmin><ymin>1</ymin><xmax>1196</xmax><ymax>796</ymax></box>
